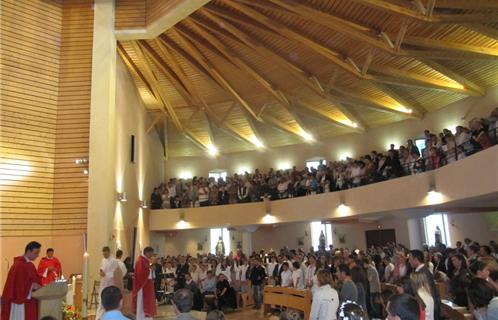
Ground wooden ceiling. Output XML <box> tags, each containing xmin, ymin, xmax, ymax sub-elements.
<box><xmin>117</xmin><ymin>0</ymin><xmax>498</xmax><ymax>158</ymax></box>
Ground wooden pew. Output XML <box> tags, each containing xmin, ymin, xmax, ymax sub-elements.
<box><xmin>263</xmin><ymin>286</ymin><xmax>312</xmax><ymax>320</ymax></box>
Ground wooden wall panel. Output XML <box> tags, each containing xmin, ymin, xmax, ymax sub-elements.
<box><xmin>52</xmin><ymin>0</ymin><xmax>94</xmax><ymax>233</ymax></box>
<box><xmin>146</xmin><ymin>0</ymin><xmax>182</xmax><ymax>25</ymax></box>
<box><xmin>115</xmin><ymin>0</ymin><xmax>146</xmax><ymax>30</ymax></box>
<box><xmin>0</xmin><ymin>0</ymin><xmax>62</xmax><ymax>236</ymax></box>
<box><xmin>0</xmin><ymin>0</ymin><xmax>93</xmax><ymax>237</ymax></box>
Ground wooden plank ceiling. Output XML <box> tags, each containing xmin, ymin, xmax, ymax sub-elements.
<box><xmin>118</xmin><ymin>0</ymin><xmax>498</xmax><ymax>158</ymax></box>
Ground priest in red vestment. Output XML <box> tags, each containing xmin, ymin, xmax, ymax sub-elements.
<box><xmin>132</xmin><ymin>247</ymin><xmax>156</xmax><ymax>320</ymax></box>
<box><xmin>1</xmin><ymin>241</ymin><xmax>42</xmax><ymax>320</ymax></box>
<box><xmin>37</xmin><ymin>248</ymin><xmax>62</xmax><ymax>286</ymax></box>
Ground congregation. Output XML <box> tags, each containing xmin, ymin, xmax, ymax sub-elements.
<box><xmin>151</xmin><ymin>109</ymin><xmax>498</xmax><ymax>209</ymax></box>
<box><xmin>111</xmin><ymin>237</ymin><xmax>498</xmax><ymax>320</ymax></box>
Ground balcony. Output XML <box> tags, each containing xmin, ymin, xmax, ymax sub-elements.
<box><xmin>150</xmin><ymin>145</ymin><xmax>498</xmax><ymax>231</ymax></box>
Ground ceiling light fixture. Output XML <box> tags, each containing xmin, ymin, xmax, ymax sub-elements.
<box><xmin>207</xmin><ymin>144</ymin><xmax>218</xmax><ymax>157</ymax></box>
<box><xmin>83</xmin><ymin>169</ymin><xmax>89</xmax><ymax>175</ymax></box>
<box><xmin>400</xmin><ymin>106</ymin><xmax>413</xmax><ymax>114</ymax></box>
<box><xmin>251</xmin><ymin>136</ymin><xmax>264</xmax><ymax>148</ymax></box>
<box><xmin>301</xmin><ymin>131</ymin><xmax>314</xmax><ymax>142</ymax></box>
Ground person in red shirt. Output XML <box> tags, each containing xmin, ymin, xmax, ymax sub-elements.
<box><xmin>37</xmin><ymin>248</ymin><xmax>62</xmax><ymax>286</ymax></box>
<box><xmin>133</xmin><ymin>247</ymin><xmax>156</xmax><ymax>320</ymax></box>
<box><xmin>1</xmin><ymin>241</ymin><xmax>42</xmax><ymax>320</ymax></box>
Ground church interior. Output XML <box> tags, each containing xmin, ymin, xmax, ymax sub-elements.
<box><xmin>1</xmin><ymin>0</ymin><xmax>498</xmax><ymax>319</ymax></box>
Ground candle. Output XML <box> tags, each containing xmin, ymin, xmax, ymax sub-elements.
<box><xmin>72</xmin><ymin>276</ymin><xmax>76</xmax><ymax>295</ymax></box>
<box><xmin>82</xmin><ymin>252</ymin><xmax>89</xmax><ymax>317</ymax></box>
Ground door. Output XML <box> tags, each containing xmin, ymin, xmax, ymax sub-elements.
<box><xmin>365</xmin><ymin>229</ymin><xmax>396</xmax><ymax>249</ymax></box>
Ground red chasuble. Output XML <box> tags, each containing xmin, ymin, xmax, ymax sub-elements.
<box><xmin>37</xmin><ymin>256</ymin><xmax>62</xmax><ymax>286</ymax></box>
<box><xmin>132</xmin><ymin>256</ymin><xmax>156</xmax><ymax>317</ymax></box>
<box><xmin>1</xmin><ymin>256</ymin><xmax>41</xmax><ymax>320</ymax></box>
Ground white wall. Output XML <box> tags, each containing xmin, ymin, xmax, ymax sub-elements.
<box><xmin>113</xmin><ymin>56</ymin><xmax>165</xmax><ymax>258</ymax></box>
<box><xmin>149</xmin><ymin>212</ymin><xmax>497</xmax><ymax>256</ymax></box>
<box><xmin>164</xmin><ymin>85</ymin><xmax>498</xmax><ymax>178</ymax></box>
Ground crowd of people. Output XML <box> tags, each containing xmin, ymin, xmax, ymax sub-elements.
<box><xmin>151</xmin><ymin>110</ymin><xmax>498</xmax><ymax>209</ymax></box>
<box><xmin>113</xmin><ymin>237</ymin><xmax>498</xmax><ymax>320</ymax></box>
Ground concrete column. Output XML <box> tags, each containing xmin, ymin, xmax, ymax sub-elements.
<box><xmin>242</xmin><ymin>231</ymin><xmax>253</xmax><ymax>255</ymax></box>
<box><xmin>407</xmin><ymin>218</ymin><xmax>424</xmax><ymax>250</ymax></box>
<box><xmin>85</xmin><ymin>0</ymin><xmax>116</xmax><ymax>312</ymax></box>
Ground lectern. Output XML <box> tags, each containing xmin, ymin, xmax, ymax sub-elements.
<box><xmin>32</xmin><ymin>280</ymin><xmax>68</xmax><ymax>320</ymax></box>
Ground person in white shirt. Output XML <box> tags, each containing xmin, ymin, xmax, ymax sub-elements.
<box><xmin>306</xmin><ymin>255</ymin><xmax>318</xmax><ymax>289</ymax></box>
<box><xmin>310</xmin><ymin>270</ymin><xmax>339</xmax><ymax>320</ymax></box>
<box><xmin>383</xmin><ymin>256</ymin><xmax>395</xmax><ymax>282</ymax></box>
<box><xmin>97</xmin><ymin>247</ymin><xmax>119</xmax><ymax>320</ymax></box>
<box><xmin>411</xmin><ymin>271</ymin><xmax>434</xmax><ymax>320</ymax></box>
<box><xmin>266</xmin><ymin>256</ymin><xmax>277</xmax><ymax>283</ymax></box>
<box><xmin>280</xmin><ymin>263</ymin><xmax>293</xmax><ymax>288</ymax></box>
<box><xmin>115</xmin><ymin>250</ymin><xmax>128</xmax><ymax>286</ymax></box>
<box><xmin>292</xmin><ymin>261</ymin><xmax>305</xmax><ymax>289</ymax></box>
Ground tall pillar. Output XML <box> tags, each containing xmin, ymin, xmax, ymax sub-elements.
<box><xmin>85</xmin><ymin>0</ymin><xmax>116</xmax><ymax>313</ymax></box>
<box><xmin>407</xmin><ymin>218</ymin><xmax>424</xmax><ymax>250</ymax></box>
<box><xmin>242</xmin><ymin>231</ymin><xmax>253</xmax><ymax>255</ymax></box>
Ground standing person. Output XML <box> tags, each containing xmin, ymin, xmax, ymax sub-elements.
<box><xmin>115</xmin><ymin>250</ymin><xmax>127</xmax><ymax>291</ymax></box>
<box><xmin>1</xmin><ymin>241</ymin><xmax>42</xmax><ymax>320</ymax></box>
<box><xmin>411</xmin><ymin>271</ymin><xmax>435</xmax><ymax>320</ymax></box>
<box><xmin>338</xmin><ymin>264</ymin><xmax>358</xmax><ymax>303</ymax></box>
<box><xmin>309</xmin><ymin>270</ymin><xmax>339</xmax><ymax>320</ymax></box>
<box><xmin>248</xmin><ymin>258</ymin><xmax>266</xmax><ymax>310</ymax></box>
<box><xmin>409</xmin><ymin>250</ymin><xmax>441</xmax><ymax>320</ymax></box>
<box><xmin>97</xmin><ymin>247</ymin><xmax>119</xmax><ymax>320</ymax></box>
<box><xmin>133</xmin><ymin>247</ymin><xmax>156</xmax><ymax>320</ymax></box>
<box><xmin>37</xmin><ymin>248</ymin><xmax>62</xmax><ymax>286</ymax></box>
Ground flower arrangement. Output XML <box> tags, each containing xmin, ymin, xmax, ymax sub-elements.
<box><xmin>62</xmin><ymin>302</ymin><xmax>82</xmax><ymax>320</ymax></box>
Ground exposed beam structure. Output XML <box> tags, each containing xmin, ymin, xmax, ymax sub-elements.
<box><xmin>116</xmin><ymin>0</ymin><xmax>498</xmax><ymax>156</ymax></box>
<box><xmin>349</xmin><ymin>0</ymin><xmax>498</xmax><ymax>23</ymax></box>
<box><xmin>293</xmin><ymin>101</ymin><xmax>362</xmax><ymax>131</ymax></box>
<box><xmin>417</xmin><ymin>59</ymin><xmax>486</xmax><ymax>96</ymax></box>
<box><xmin>154</xmin><ymin>37</ymin><xmax>260</xmax><ymax>146</ymax></box>
<box><xmin>397</xmin><ymin>34</ymin><xmax>498</xmax><ymax>59</ymax></box>
<box><xmin>266</xmin><ymin>0</ymin><xmax>496</xmax><ymax>61</ymax></box>
<box><xmin>201</xmin><ymin>8</ymin><xmax>403</xmax><ymax>124</ymax></box>
<box><xmin>146</xmin><ymin>113</ymin><xmax>164</xmax><ymax>133</ymax></box>
<box><xmin>215</xmin><ymin>2</ymin><xmax>474</xmax><ymax>97</ymax></box>
<box><xmin>128</xmin><ymin>41</ymin><xmax>184</xmax><ymax>132</ymax></box>
<box><xmin>263</xmin><ymin>0</ymin><xmax>491</xmax><ymax>93</ymax></box>
<box><xmin>117</xmin><ymin>43</ymin><xmax>157</xmax><ymax>101</ymax></box>
<box><xmin>184</xmin><ymin>18</ymin><xmax>291</xmax><ymax>108</ymax></box>
<box><xmin>167</xmin><ymin>28</ymin><xmax>263</xmax><ymax>122</ymax></box>
<box><xmin>463</xmin><ymin>24</ymin><xmax>498</xmax><ymax>41</ymax></box>
<box><xmin>261</xmin><ymin>113</ymin><xmax>310</xmax><ymax>141</ymax></box>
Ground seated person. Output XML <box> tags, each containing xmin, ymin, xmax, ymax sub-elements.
<box><xmin>216</xmin><ymin>274</ymin><xmax>237</xmax><ymax>311</ymax></box>
<box><xmin>184</xmin><ymin>273</ymin><xmax>203</xmax><ymax>311</ymax></box>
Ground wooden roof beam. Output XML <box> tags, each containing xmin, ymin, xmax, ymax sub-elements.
<box><xmin>130</xmin><ymin>41</ymin><xmax>184</xmax><ymax>132</ymax></box>
<box><xmin>117</xmin><ymin>43</ymin><xmax>157</xmax><ymax>102</ymax></box>
<box><xmin>265</xmin><ymin>0</ymin><xmax>495</xmax><ymax>85</ymax></box>
<box><xmin>262</xmin><ymin>114</ymin><xmax>313</xmax><ymax>142</ymax></box>
<box><xmin>434</xmin><ymin>0</ymin><xmax>498</xmax><ymax>10</ymax></box>
<box><xmin>349</xmin><ymin>0</ymin><xmax>498</xmax><ymax>23</ymax></box>
<box><xmin>216</xmin><ymin>2</ymin><xmax>474</xmax><ymax>96</ymax></box>
<box><xmin>189</xmin><ymin>18</ymin><xmax>367</xmax><ymax>134</ymax></box>
<box><xmin>155</xmin><ymin>38</ymin><xmax>259</xmax><ymax>147</ymax></box>
<box><xmin>184</xmin><ymin>18</ymin><xmax>291</xmax><ymax>108</ymax></box>
<box><xmin>416</xmin><ymin>59</ymin><xmax>486</xmax><ymax>96</ymax></box>
<box><xmin>201</xmin><ymin>7</ymin><xmax>369</xmax><ymax>129</ymax></box>
<box><xmin>328</xmin><ymin>87</ymin><xmax>422</xmax><ymax>119</ymax></box>
<box><xmin>168</xmin><ymin>28</ymin><xmax>263</xmax><ymax>122</ymax></box>
<box><xmin>293</xmin><ymin>101</ymin><xmax>365</xmax><ymax>133</ymax></box>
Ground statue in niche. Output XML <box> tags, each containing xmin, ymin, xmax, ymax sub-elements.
<box><xmin>215</xmin><ymin>236</ymin><xmax>225</xmax><ymax>256</ymax></box>
<box><xmin>435</xmin><ymin>226</ymin><xmax>442</xmax><ymax>245</ymax></box>
<box><xmin>319</xmin><ymin>230</ymin><xmax>326</xmax><ymax>251</ymax></box>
